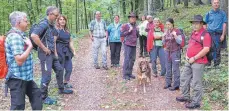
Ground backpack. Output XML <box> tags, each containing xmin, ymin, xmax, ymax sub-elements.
<box><xmin>191</xmin><ymin>31</ymin><xmax>214</xmax><ymax>61</ymax></box>
<box><xmin>0</xmin><ymin>35</ymin><xmax>8</xmax><ymax>79</ymax></box>
<box><xmin>176</xmin><ymin>28</ymin><xmax>186</xmax><ymax>48</ymax></box>
<box><xmin>29</xmin><ymin>19</ymin><xmax>48</xmax><ymax>50</ymax></box>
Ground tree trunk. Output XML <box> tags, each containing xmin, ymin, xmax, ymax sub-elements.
<box><xmin>122</xmin><ymin>0</ymin><xmax>126</xmax><ymax>16</ymax></box>
<box><xmin>144</xmin><ymin>0</ymin><xmax>148</xmax><ymax>15</ymax></box>
<box><xmin>55</xmin><ymin>0</ymin><xmax>58</xmax><ymax>8</ymax></box>
<box><xmin>173</xmin><ymin>0</ymin><xmax>179</xmax><ymax>13</ymax></box>
<box><xmin>135</xmin><ymin>0</ymin><xmax>139</xmax><ymax>14</ymax></box>
<box><xmin>148</xmin><ymin>0</ymin><xmax>152</xmax><ymax>15</ymax></box>
<box><xmin>160</xmin><ymin>0</ymin><xmax>164</xmax><ymax>10</ymax></box>
<box><xmin>193</xmin><ymin>0</ymin><xmax>204</xmax><ymax>5</ymax></box>
<box><xmin>184</xmin><ymin>0</ymin><xmax>188</xmax><ymax>8</ymax></box>
<box><xmin>220</xmin><ymin>0</ymin><xmax>228</xmax><ymax>35</ymax></box>
<box><xmin>83</xmin><ymin>0</ymin><xmax>88</xmax><ymax>29</ymax></box>
<box><xmin>75</xmin><ymin>0</ymin><xmax>78</xmax><ymax>33</ymax></box>
<box><xmin>58</xmin><ymin>0</ymin><xmax>62</xmax><ymax>14</ymax></box>
<box><xmin>177</xmin><ymin>0</ymin><xmax>181</xmax><ymax>4</ymax></box>
<box><xmin>130</xmin><ymin>1</ymin><xmax>134</xmax><ymax>12</ymax></box>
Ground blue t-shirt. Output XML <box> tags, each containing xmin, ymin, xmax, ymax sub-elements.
<box><xmin>205</xmin><ymin>9</ymin><xmax>227</xmax><ymax>33</ymax></box>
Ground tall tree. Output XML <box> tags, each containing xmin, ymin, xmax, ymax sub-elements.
<box><xmin>144</xmin><ymin>0</ymin><xmax>148</xmax><ymax>15</ymax></box>
<box><xmin>184</xmin><ymin>0</ymin><xmax>189</xmax><ymax>8</ymax></box>
<box><xmin>83</xmin><ymin>0</ymin><xmax>88</xmax><ymax>29</ymax></box>
<box><xmin>193</xmin><ymin>0</ymin><xmax>204</xmax><ymax>5</ymax></box>
<box><xmin>148</xmin><ymin>0</ymin><xmax>152</xmax><ymax>15</ymax></box>
<box><xmin>75</xmin><ymin>0</ymin><xmax>78</xmax><ymax>33</ymax></box>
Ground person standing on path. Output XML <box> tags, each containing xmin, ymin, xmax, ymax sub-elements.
<box><xmin>89</xmin><ymin>11</ymin><xmax>108</xmax><ymax>70</ymax></box>
<box><xmin>121</xmin><ymin>12</ymin><xmax>139</xmax><ymax>80</ymax></box>
<box><xmin>204</xmin><ymin>0</ymin><xmax>227</xmax><ymax>67</ymax></box>
<box><xmin>149</xmin><ymin>18</ymin><xmax>166</xmax><ymax>77</ymax></box>
<box><xmin>5</xmin><ymin>11</ymin><xmax>42</xmax><ymax>110</ymax></box>
<box><xmin>107</xmin><ymin>15</ymin><xmax>122</xmax><ymax>67</ymax></box>
<box><xmin>138</xmin><ymin>15</ymin><xmax>148</xmax><ymax>57</ymax></box>
<box><xmin>163</xmin><ymin>18</ymin><xmax>182</xmax><ymax>91</ymax></box>
<box><xmin>55</xmin><ymin>15</ymin><xmax>76</xmax><ymax>88</ymax></box>
<box><xmin>176</xmin><ymin>15</ymin><xmax>211</xmax><ymax>109</ymax></box>
<box><xmin>31</xmin><ymin>6</ymin><xmax>73</xmax><ymax>105</ymax></box>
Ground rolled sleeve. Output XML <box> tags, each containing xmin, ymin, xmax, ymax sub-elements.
<box><xmin>175</xmin><ymin>35</ymin><xmax>182</xmax><ymax>44</ymax></box>
<box><xmin>222</xmin><ymin>11</ymin><xmax>227</xmax><ymax>23</ymax></box>
<box><xmin>8</xmin><ymin>34</ymin><xmax>24</xmax><ymax>56</ymax></box>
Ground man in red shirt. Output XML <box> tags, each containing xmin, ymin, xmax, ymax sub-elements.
<box><xmin>176</xmin><ymin>15</ymin><xmax>211</xmax><ymax>109</ymax></box>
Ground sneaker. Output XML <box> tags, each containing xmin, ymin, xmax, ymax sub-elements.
<box><xmin>111</xmin><ymin>64</ymin><xmax>115</xmax><ymax>67</ymax></box>
<box><xmin>43</xmin><ymin>97</ymin><xmax>57</xmax><ymax>105</ymax></box>
<box><xmin>94</xmin><ymin>65</ymin><xmax>100</xmax><ymax>69</ymax></box>
<box><xmin>185</xmin><ymin>102</ymin><xmax>200</xmax><ymax>109</ymax></box>
<box><xmin>102</xmin><ymin>66</ymin><xmax>109</xmax><ymax>70</ymax></box>
<box><xmin>64</xmin><ymin>83</ymin><xmax>73</xmax><ymax>88</ymax></box>
<box><xmin>176</xmin><ymin>96</ymin><xmax>190</xmax><ymax>102</ymax></box>
<box><xmin>59</xmin><ymin>89</ymin><xmax>73</xmax><ymax>94</ymax></box>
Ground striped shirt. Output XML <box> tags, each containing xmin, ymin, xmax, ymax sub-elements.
<box><xmin>5</xmin><ymin>28</ymin><xmax>33</xmax><ymax>81</ymax></box>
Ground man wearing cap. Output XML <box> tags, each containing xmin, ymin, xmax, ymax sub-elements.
<box><xmin>176</xmin><ymin>15</ymin><xmax>211</xmax><ymax>109</ymax></box>
<box><xmin>204</xmin><ymin>0</ymin><xmax>227</xmax><ymax>66</ymax></box>
<box><xmin>121</xmin><ymin>12</ymin><xmax>139</xmax><ymax>80</ymax></box>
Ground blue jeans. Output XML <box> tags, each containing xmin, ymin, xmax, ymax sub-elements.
<box><xmin>209</xmin><ymin>32</ymin><xmax>222</xmax><ymax>66</ymax></box>
<box><xmin>92</xmin><ymin>37</ymin><xmax>107</xmax><ymax>66</ymax></box>
<box><xmin>123</xmin><ymin>44</ymin><xmax>136</xmax><ymax>77</ymax></box>
<box><xmin>165</xmin><ymin>50</ymin><xmax>181</xmax><ymax>88</ymax></box>
<box><xmin>150</xmin><ymin>46</ymin><xmax>166</xmax><ymax>75</ymax></box>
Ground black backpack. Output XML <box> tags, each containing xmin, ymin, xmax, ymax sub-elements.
<box><xmin>190</xmin><ymin>31</ymin><xmax>215</xmax><ymax>61</ymax></box>
<box><xmin>29</xmin><ymin>19</ymin><xmax>48</xmax><ymax>50</ymax></box>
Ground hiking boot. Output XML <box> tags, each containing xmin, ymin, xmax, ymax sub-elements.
<box><xmin>59</xmin><ymin>89</ymin><xmax>73</xmax><ymax>94</ymax></box>
<box><xmin>163</xmin><ymin>85</ymin><xmax>171</xmax><ymax>89</ymax></box>
<box><xmin>102</xmin><ymin>66</ymin><xmax>109</xmax><ymax>70</ymax></box>
<box><xmin>128</xmin><ymin>74</ymin><xmax>136</xmax><ymax>79</ymax></box>
<box><xmin>43</xmin><ymin>97</ymin><xmax>57</xmax><ymax>105</ymax></box>
<box><xmin>94</xmin><ymin>65</ymin><xmax>100</xmax><ymax>69</ymax></box>
<box><xmin>176</xmin><ymin>96</ymin><xmax>190</xmax><ymax>102</ymax></box>
<box><xmin>64</xmin><ymin>83</ymin><xmax>73</xmax><ymax>88</ymax></box>
<box><xmin>123</xmin><ymin>76</ymin><xmax>130</xmax><ymax>81</ymax></box>
<box><xmin>169</xmin><ymin>87</ymin><xmax>179</xmax><ymax>91</ymax></box>
<box><xmin>153</xmin><ymin>73</ymin><xmax>158</xmax><ymax>77</ymax></box>
<box><xmin>185</xmin><ymin>102</ymin><xmax>200</xmax><ymax>109</ymax></box>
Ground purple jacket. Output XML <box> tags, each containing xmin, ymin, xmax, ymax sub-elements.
<box><xmin>121</xmin><ymin>23</ymin><xmax>139</xmax><ymax>46</ymax></box>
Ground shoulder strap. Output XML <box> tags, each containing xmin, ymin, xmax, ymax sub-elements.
<box><xmin>190</xmin><ymin>30</ymin><xmax>207</xmax><ymax>46</ymax></box>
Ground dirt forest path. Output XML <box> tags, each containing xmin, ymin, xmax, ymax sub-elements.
<box><xmin>63</xmin><ymin>36</ymin><xmax>186</xmax><ymax>110</ymax></box>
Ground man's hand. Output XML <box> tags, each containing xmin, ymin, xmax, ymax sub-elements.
<box><xmin>90</xmin><ymin>36</ymin><xmax>94</xmax><ymax>41</ymax></box>
<box><xmin>42</xmin><ymin>47</ymin><xmax>51</xmax><ymax>55</ymax></box>
<box><xmin>24</xmin><ymin>38</ymin><xmax>33</xmax><ymax>49</ymax></box>
<box><xmin>188</xmin><ymin>57</ymin><xmax>195</xmax><ymax>64</ymax></box>
<box><xmin>129</xmin><ymin>26</ymin><xmax>133</xmax><ymax>32</ymax></box>
<box><xmin>220</xmin><ymin>35</ymin><xmax>225</xmax><ymax>42</ymax></box>
<box><xmin>172</xmin><ymin>31</ymin><xmax>177</xmax><ymax>37</ymax></box>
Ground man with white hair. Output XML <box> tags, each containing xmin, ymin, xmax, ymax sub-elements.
<box><xmin>31</xmin><ymin>6</ymin><xmax>73</xmax><ymax>105</ymax></box>
<box><xmin>5</xmin><ymin>11</ymin><xmax>42</xmax><ymax>110</ymax></box>
<box><xmin>89</xmin><ymin>11</ymin><xmax>108</xmax><ymax>70</ymax></box>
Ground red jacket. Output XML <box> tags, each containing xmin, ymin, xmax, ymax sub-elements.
<box><xmin>146</xmin><ymin>23</ymin><xmax>164</xmax><ymax>52</ymax></box>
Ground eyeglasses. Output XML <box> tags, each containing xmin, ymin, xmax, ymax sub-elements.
<box><xmin>52</xmin><ymin>13</ymin><xmax>59</xmax><ymax>17</ymax></box>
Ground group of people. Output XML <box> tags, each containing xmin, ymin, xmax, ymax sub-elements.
<box><xmin>89</xmin><ymin>0</ymin><xmax>227</xmax><ymax>109</ymax></box>
<box><xmin>3</xmin><ymin>0</ymin><xmax>227</xmax><ymax>110</ymax></box>
<box><xmin>5</xmin><ymin>6</ymin><xmax>76</xmax><ymax>110</ymax></box>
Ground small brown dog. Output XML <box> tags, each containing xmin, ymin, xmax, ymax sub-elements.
<box><xmin>135</xmin><ymin>58</ymin><xmax>151</xmax><ymax>93</ymax></box>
